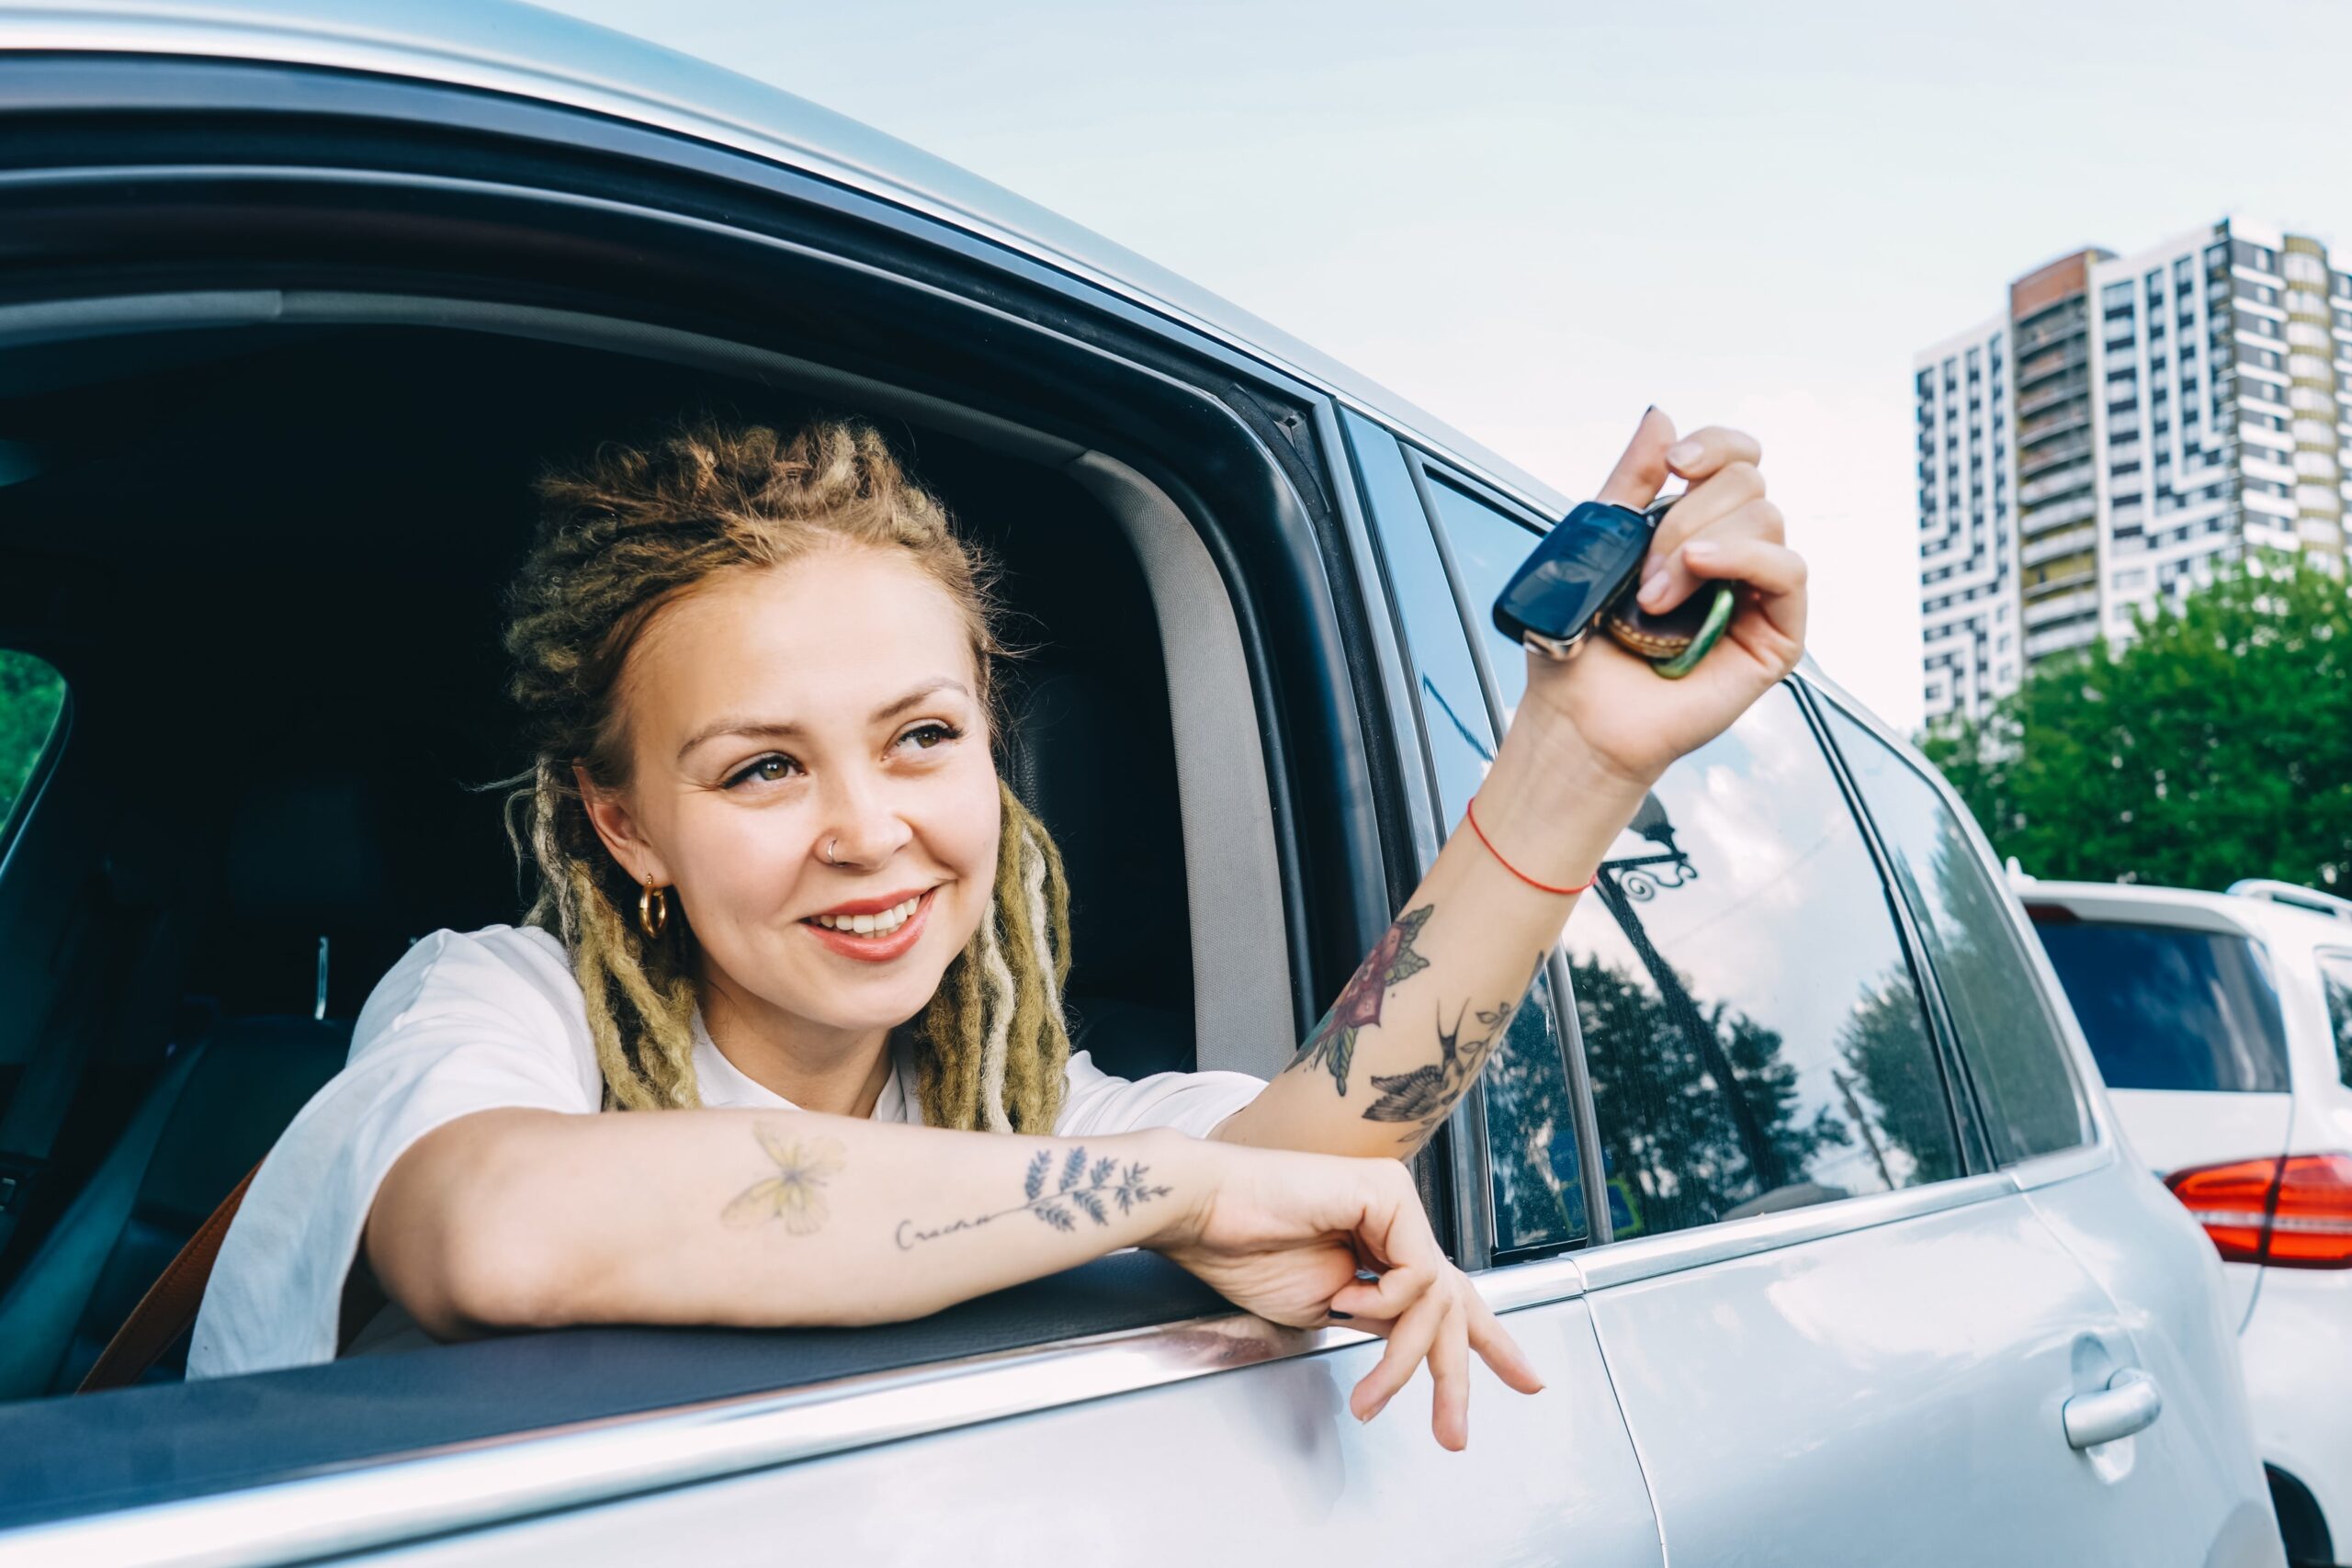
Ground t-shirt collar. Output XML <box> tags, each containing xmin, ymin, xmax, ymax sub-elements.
<box><xmin>688</xmin><ymin>1005</ymin><xmax>918</xmax><ymax>1123</ymax></box>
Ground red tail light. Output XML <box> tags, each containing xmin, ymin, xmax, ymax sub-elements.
<box><xmin>2165</xmin><ymin>1153</ymin><xmax>2352</xmax><ymax>1269</ymax></box>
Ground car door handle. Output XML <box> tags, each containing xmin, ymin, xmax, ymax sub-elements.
<box><xmin>2063</xmin><ymin>1367</ymin><xmax>2163</xmax><ymax>1450</ymax></box>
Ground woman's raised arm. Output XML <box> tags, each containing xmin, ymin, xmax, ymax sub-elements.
<box><xmin>1214</xmin><ymin>411</ymin><xmax>1807</xmax><ymax>1162</ymax></box>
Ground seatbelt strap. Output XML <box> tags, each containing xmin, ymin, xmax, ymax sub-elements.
<box><xmin>76</xmin><ymin>1150</ymin><xmax>258</xmax><ymax>1394</ymax></box>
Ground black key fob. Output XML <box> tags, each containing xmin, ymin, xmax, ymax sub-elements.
<box><xmin>1491</xmin><ymin>494</ymin><xmax>1735</xmax><ymax>678</ymax></box>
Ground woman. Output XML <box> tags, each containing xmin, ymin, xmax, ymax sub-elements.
<box><xmin>187</xmin><ymin>407</ymin><xmax>1803</xmax><ymax>1451</ymax></box>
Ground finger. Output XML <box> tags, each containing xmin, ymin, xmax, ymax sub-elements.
<box><xmin>1638</xmin><ymin>492</ymin><xmax>1781</xmax><ymax>613</ymax></box>
<box><xmin>1683</xmin><ymin>536</ymin><xmax>1810</xmax><ymax>663</ymax></box>
<box><xmin>1661</xmin><ymin>424</ymin><xmax>1763</xmax><ymax>484</ymax></box>
<box><xmin>1329</xmin><ymin>1262</ymin><xmax>1432</xmax><ymax>1323</ymax></box>
<box><xmin>1593</xmin><ymin>406</ymin><xmax>1679</xmax><ymax>511</ymax></box>
<box><xmin>1350</xmin><ymin>1280</ymin><xmax>1449</xmax><ymax>1421</ymax></box>
<box><xmin>1466</xmin><ymin>1297</ymin><xmax>1546</xmax><ymax>1395</ymax></box>
<box><xmin>1429</xmin><ymin>1297</ymin><xmax>1470</xmax><ymax>1450</ymax></box>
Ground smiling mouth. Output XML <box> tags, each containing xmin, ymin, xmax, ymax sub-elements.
<box><xmin>803</xmin><ymin>894</ymin><xmax>924</xmax><ymax>937</ymax></box>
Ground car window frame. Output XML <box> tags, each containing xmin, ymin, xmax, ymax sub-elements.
<box><xmin>1342</xmin><ymin>421</ymin><xmax>1609</xmax><ymax>1267</ymax></box>
<box><xmin>1804</xmin><ymin>682</ymin><xmax>2112</xmax><ymax>1188</ymax></box>
<box><xmin>0</xmin><ymin>61</ymin><xmax>1445</xmax><ymax>1539</ymax></box>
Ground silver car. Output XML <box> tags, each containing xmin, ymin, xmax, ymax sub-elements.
<box><xmin>0</xmin><ymin>3</ymin><xmax>2285</xmax><ymax>1563</ymax></box>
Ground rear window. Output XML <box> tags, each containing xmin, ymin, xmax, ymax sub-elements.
<box><xmin>2030</xmin><ymin>918</ymin><xmax>2290</xmax><ymax>1093</ymax></box>
<box><xmin>0</xmin><ymin>648</ymin><xmax>66</xmax><ymax>829</ymax></box>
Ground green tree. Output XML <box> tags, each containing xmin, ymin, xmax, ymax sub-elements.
<box><xmin>1919</xmin><ymin>554</ymin><xmax>2352</xmax><ymax>892</ymax></box>
<box><xmin>0</xmin><ymin>649</ymin><xmax>65</xmax><ymax>826</ymax></box>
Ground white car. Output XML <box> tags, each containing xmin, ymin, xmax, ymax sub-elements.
<box><xmin>2021</xmin><ymin>875</ymin><xmax>2352</xmax><ymax>1568</ymax></box>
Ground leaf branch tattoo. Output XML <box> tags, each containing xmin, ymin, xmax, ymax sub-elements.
<box><xmin>723</xmin><ymin>1125</ymin><xmax>847</xmax><ymax>1235</ymax></box>
<box><xmin>895</xmin><ymin>1146</ymin><xmax>1171</xmax><ymax>1251</ymax></box>
<box><xmin>1363</xmin><ymin>997</ymin><xmax>1519</xmax><ymax>1145</ymax></box>
<box><xmin>1288</xmin><ymin>903</ymin><xmax>1435</xmax><ymax>1095</ymax></box>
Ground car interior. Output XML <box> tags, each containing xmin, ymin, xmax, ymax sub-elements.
<box><xmin>0</xmin><ymin>315</ymin><xmax>1306</xmax><ymax>1449</ymax></box>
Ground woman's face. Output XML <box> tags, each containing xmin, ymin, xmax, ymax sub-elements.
<box><xmin>585</xmin><ymin>545</ymin><xmax>1001</xmax><ymax>1042</ymax></box>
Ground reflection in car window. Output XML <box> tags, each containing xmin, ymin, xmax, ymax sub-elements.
<box><xmin>2319</xmin><ymin>953</ymin><xmax>2352</xmax><ymax>1090</ymax></box>
<box><xmin>0</xmin><ymin>649</ymin><xmax>66</xmax><ymax>830</ymax></box>
<box><xmin>1363</xmin><ymin>438</ymin><xmax>1583</xmax><ymax>1249</ymax></box>
<box><xmin>1555</xmin><ymin>685</ymin><xmax>1961</xmax><ymax>1237</ymax></box>
<box><xmin>1822</xmin><ymin>705</ymin><xmax>2092</xmax><ymax>1164</ymax></box>
<box><xmin>2033</xmin><ymin>919</ymin><xmax>2289</xmax><ymax>1092</ymax></box>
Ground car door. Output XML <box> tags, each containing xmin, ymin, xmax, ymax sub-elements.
<box><xmin>1390</xmin><ymin>443</ymin><xmax>2258</xmax><ymax>1565</ymax></box>
<box><xmin>1820</xmin><ymin>694</ymin><xmax>2283</xmax><ymax>1568</ymax></box>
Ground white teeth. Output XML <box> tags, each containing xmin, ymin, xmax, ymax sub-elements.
<box><xmin>810</xmin><ymin>895</ymin><xmax>922</xmax><ymax>935</ymax></box>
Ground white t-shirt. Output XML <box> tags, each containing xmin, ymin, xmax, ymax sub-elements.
<box><xmin>187</xmin><ymin>922</ymin><xmax>1267</xmax><ymax>1381</ymax></box>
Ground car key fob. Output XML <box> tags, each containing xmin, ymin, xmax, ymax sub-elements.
<box><xmin>1490</xmin><ymin>494</ymin><xmax>1736</xmax><ymax>679</ymax></box>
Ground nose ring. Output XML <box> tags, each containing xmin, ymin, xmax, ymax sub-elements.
<box><xmin>823</xmin><ymin>837</ymin><xmax>843</xmax><ymax>867</ymax></box>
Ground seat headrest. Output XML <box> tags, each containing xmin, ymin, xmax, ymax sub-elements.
<box><xmin>222</xmin><ymin>760</ymin><xmax>466</xmax><ymax>933</ymax></box>
<box><xmin>1000</xmin><ymin>663</ymin><xmax>1189</xmax><ymax>1006</ymax></box>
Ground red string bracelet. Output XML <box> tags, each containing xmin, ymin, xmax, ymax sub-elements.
<box><xmin>1464</xmin><ymin>794</ymin><xmax>1596</xmax><ymax>896</ymax></box>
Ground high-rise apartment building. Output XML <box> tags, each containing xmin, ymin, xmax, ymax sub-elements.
<box><xmin>1916</xmin><ymin>215</ymin><xmax>2352</xmax><ymax>725</ymax></box>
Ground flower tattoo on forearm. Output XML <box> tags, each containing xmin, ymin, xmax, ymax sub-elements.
<box><xmin>1288</xmin><ymin>903</ymin><xmax>1435</xmax><ymax>1094</ymax></box>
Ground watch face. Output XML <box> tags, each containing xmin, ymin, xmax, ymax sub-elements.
<box><xmin>1491</xmin><ymin>500</ymin><xmax>1656</xmax><ymax>649</ymax></box>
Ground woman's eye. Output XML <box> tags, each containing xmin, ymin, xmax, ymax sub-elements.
<box><xmin>726</xmin><ymin>754</ymin><xmax>801</xmax><ymax>789</ymax></box>
<box><xmin>898</xmin><ymin>721</ymin><xmax>964</xmax><ymax>752</ymax></box>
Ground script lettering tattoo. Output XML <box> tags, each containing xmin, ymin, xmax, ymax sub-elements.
<box><xmin>1288</xmin><ymin>903</ymin><xmax>1436</xmax><ymax>1095</ymax></box>
<box><xmin>1363</xmin><ymin>997</ymin><xmax>1519</xmax><ymax>1145</ymax></box>
<box><xmin>722</xmin><ymin>1125</ymin><xmax>848</xmax><ymax>1235</ymax></box>
<box><xmin>894</xmin><ymin>1146</ymin><xmax>1172</xmax><ymax>1251</ymax></box>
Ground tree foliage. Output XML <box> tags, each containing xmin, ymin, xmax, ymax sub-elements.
<box><xmin>1918</xmin><ymin>555</ymin><xmax>2352</xmax><ymax>892</ymax></box>
<box><xmin>0</xmin><ymin>649</ymin><xmax>65</xmax><ymax>828</ymax></box>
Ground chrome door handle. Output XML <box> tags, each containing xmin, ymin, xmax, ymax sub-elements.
<box><xmin>2063</xmin><ymin>1367</ymin><xmax>2163</xmax><ymax>1449</ymax></box>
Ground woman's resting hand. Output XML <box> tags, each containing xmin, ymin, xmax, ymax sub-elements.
<box><xmin>1147</xmin><ymin>1140</ymin><xmax>1544</xmax><ymax>1451</ymax></box>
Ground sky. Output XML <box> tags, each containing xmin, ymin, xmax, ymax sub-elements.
<box><xmin>537</xmin><ymin>0</ymin><xmax>2352</xmax><ymax>734</ymax></box>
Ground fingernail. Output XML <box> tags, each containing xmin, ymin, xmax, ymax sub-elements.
<box><xmin>1683</xmin><ymin>538</ymin><xmax>1716</xmax><ymax>563</ymax></box>
<box><xmin>1665</xmin><ymin>439</ymin><xmax>1702</xmax><ymax>468</ymax></box>
<box><xmin>1637</xmin><ymin>567</ymin><xmax>1668</xmax><ymax>608</ymax></box>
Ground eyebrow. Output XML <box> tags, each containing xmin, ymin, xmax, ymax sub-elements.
<box><xmin>674</xmin><ymin>677</ymin><xmax>974</xmax><ymax>763</ymax></box>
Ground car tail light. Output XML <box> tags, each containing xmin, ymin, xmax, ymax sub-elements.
<box><xmin>2165</xmin><ymin>1153</ymin><xmax>2352</xmax><ymax>1269</ymax></box>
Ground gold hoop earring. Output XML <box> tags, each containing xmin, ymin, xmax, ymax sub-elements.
<box><xmin>639</xmin><ymin>874</ymin><xmax>670</xmax><ymax>942</ymax></box>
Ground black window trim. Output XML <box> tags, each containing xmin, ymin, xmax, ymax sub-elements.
<box><xmin>1393</xmin><ymin>443</ymin><xmax>1614</xmax><ymax>1260</ymax></box>
<box><xmin>1801</xmin><ymin>682</ymin><xmax>2111</xmax><ymax>1186</ymax></box>
<box><xmin>1788</xmin><ymin>679</ymin><xmax>1994</xmax><ymax>1177</ymax></box>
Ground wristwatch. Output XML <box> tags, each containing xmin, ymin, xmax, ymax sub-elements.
<box><xmin>1490</xmin><ymin>493</ymin><xmax>1736</xmax><ymax>679</ymax></box>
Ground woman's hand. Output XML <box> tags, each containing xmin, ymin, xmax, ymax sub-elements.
<box><xmin>1145</xmin><ymin>1140</ymin><xmax>1543</xmax><ymax>1450</ymax></box>
<box><xmin>1517</xmin><ymin>408</ymin><xmax>1808</xmax><ymax>791</ymax></box>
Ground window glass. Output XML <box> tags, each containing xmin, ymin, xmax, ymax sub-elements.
<box><xmin>2030</xmin><ymin>919</ymin><xmax>2288</xmax><ymax>1092</ymax></box>
<box><xmin>2319</xmin><ymin>953</ymin><xmax>2352</xmax><ymax>1091</ymax></box>
<box><xmin>0</xmin><ymin>649</ymin><xmax>66</xmax><ymax>830</ymax></box>
<box><xmin>1822</xmin><ymin>705</ymin><xmax>2092</xmax><ymax>1162</ymax></box>
<box><xmin>1552</xmin><ymin>685</ymin><xmax>1961</xmax><ymax>1237</ymax></box>
<box><xmin>1372</xmin><ymin>447</ymin><xmax>1583</xmax><ymax>1250</ymax></box>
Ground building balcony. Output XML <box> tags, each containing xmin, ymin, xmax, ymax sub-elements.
<box><xmin>2020</xmin><ymin>489</ymin><xmax>2098</xmax><ymax>530</ymax></box>
<box><xmin>2017</xmin><ymin>404</ymin><xmax>2090</xmax><ymax>446</ymax></box>
<box><xmin>2018</xmin><ymin>465</ymin><xmax>2094</xmax><ymax>508</ymax></box>
<box><xmin>2018</xmin><ymin>342</ymin><xmax>2090</xmax><ymax>386</ymax></box>
<box><xmin>2022</xmin><ymin>525</ymin><xmax>2098</xmax><ymax>567</ymax></box>
<box><xmin>2017</xmin><ymin>378</ymin><xmax>2090</xmax><ymax>419</ymax></box>
<box><xmin>2018</xmin><ymin>433</ymin><xmax>2094</xmax><ymax>480</ymax></box>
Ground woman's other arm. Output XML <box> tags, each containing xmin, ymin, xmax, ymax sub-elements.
<box><xmin>1214</xmin><ymin>412</ymin><xmax>1807</xmax><ymax>1161</ymax></box>
<box><xmin>368</xmin><ymin>1102</ymin><xmax>1542</xmax><ymax>1447</ymax></box>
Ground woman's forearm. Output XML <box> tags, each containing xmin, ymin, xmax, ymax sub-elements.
<box><xmin>1214</xmin><ymin>721</ymin><xmax>1651</xmax><ymax>1159</ymax></box>
<box><xmin>370</xmin><ymin>1107</ymin><xmax>1209</xmax><ymax>1337</ymax></box>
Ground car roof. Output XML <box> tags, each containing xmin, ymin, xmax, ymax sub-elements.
<box><xmin>3</xmin><ymin>0</ymin><xmax>1574</xmax><ymax>524</ymax></box>
<box><xmin>2018</xmin><ymin>876</ymin><xmax>2352</xmax><ymax>949</ymax></box>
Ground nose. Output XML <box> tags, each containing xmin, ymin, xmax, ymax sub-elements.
<box><xmin>815</xmin><ymin>762</ymin><xmax>914</xmax><ymax>870</ymax></box>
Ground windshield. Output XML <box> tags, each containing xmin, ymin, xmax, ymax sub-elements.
<box><xmin>2030</xmin><ymin>916</ymin><xmax>2290</xmax><ymax>1093</ymax></box>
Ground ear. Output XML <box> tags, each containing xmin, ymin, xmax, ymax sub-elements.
<box><xmin>573</xmin><ymin>761</ymin><xmax>669</xmax><ymax>886</ymax></box>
